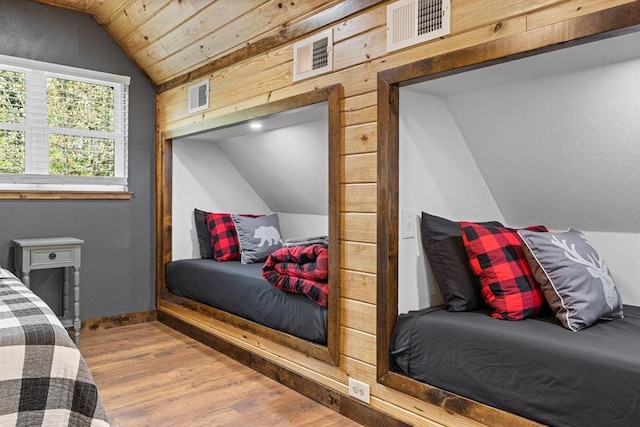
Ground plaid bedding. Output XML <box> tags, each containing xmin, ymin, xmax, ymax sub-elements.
<box><xmin>0</xmin><ymin>268</ymin><xmax>109</xmax><ymax>427</ymax></box>
<box><xmin>460</xmin><ymin>222</ymin><xmax>548</xmax><ymax>320</ymax></box>
<box><xmin>205</xmin><ymin>213</ymin><xmax>262</xmax><ymax>261</ymax></box>
<box><xmin>262</xmin><ymin>245</ymin><xmax>329</xmax><ymax>308</ymax></box>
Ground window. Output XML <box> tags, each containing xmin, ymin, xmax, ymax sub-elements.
<box><xmin>0</xmin><ymin>54</ymin><xmax>130</xmax><ymax>192</ymax></box>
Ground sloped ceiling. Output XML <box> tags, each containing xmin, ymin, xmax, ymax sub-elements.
<box><xmin>407</xmin><ymin>32</ymin><xmax>640</xmax><ymax>233</ymax></box>
<box><xmin>33</xmin><ymin>0</ymin><xmax>378</xmax><ymax>87</ymax></box>
<box><xmin>180</xmin><ymin>102</ymin><xmax>328</xmax><ymax>216</ymax></box>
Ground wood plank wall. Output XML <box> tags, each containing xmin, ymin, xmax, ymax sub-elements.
<box><xmin>156</xmin><ymin>0</ymin><xmax>636</xmax><ymax>424</ymax></box>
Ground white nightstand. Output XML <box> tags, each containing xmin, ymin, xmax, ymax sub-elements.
<box><xmin>12</xmin><ymin>237</ymin><xmax>84</xmax><ymax>345</ymax></box>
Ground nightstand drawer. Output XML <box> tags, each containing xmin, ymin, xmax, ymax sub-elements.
<box><xmin>31</xmin><ymin>248</ymin><xmax>75</xmax><ymax>266</ymax></box>
<box><xmin>11</xmin><ymin>237</ymin><xmax>84</xmax><ymax>346</ymax></box>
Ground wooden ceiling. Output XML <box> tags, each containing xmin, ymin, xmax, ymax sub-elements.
<box><xmin>34</xmin><ymin>0</ymin><xmax>376</xmax><ymax>88</ymax></box>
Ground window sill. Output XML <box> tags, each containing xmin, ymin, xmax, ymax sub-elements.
<box><xmin>0</xmin><ymin>190</ymin><xmax>134</xmax><ymax>200</ymax></box>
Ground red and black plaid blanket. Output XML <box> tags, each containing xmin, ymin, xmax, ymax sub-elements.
<box><xmin>262</xmin><ymin>244</ymin><xmax>329</xmax><ymax>308</ymax></box>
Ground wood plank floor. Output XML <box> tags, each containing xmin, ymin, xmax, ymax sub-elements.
<box><xmin>80</xmin><ymin>321</ymin><xmax>362</xmax><ymax>427</ymax></box>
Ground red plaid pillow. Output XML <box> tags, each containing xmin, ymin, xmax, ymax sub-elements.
<box><xmin>205</xmin><ymin>213</ymin><xmax>260</xmax><ymax>261</ymax></box>
<box><xmin>460</xmin><ymin>222</ymin><xmax>548</xmax><ymax>320</ymax></box>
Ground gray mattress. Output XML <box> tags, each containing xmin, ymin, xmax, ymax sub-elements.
<box><xmin>166</xmin><ymin>259</ymin><xmax>327</xmax><ymax>344</ymax></box>
<box><xmin>390</xmin><ymin>305</ymin><xmax>640</xmax><ymax>426</ymax></box>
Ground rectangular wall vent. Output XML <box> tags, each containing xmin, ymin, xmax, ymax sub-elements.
<box><xmin>293</xmin><ymin>29</ymin><xmax>333</xmax><ymax>82</ymax></box>
<box><xmin>188</xmin><ymin>79</ymin><xmax>209</xmax><ymax>114</ymax></box>
<box><xmin>387</xmin><ymin>0</ymin><xmax>450</xmax><ymax>53</ymax></box>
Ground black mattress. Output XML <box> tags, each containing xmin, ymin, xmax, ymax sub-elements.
<box><xmin>166</xmin><ymin>259</ymin><xmax>327</xmax><ymax>344</ymax></box>
<box><xmin>390</xmin><ymin>305</ymin><xmax>640</xmax><ymax>427</ymax></box>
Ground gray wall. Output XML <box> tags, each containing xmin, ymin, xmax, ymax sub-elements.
<box><xmin>0</xmin><ymin>0</ymin><xmax>156</xmax><ymax>318</ymax></box>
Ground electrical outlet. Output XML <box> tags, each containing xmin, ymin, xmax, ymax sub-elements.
<box><xmin>348</xmin><ymin>377</ymin><xmax>370</xmax><ymax>404</ymax></box>
<box><xmin>402</xmin><ymin>209</ymin><xmax>416</xmax><ymax>239</ymax></box>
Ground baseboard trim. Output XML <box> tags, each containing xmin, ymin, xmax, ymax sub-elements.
<box><xmin>81</xmin><ymin>310</ymin><xmax>157</xmax><ymax>331</ymax></box>
<box><xmin>158</xmin><ymin>311</ymin><xmax>410</xmax><ymax>427</ymax></box>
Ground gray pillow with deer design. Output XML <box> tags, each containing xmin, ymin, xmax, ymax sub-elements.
<box><xmin>519</xmin><ymin>228</ymin><xmax>623</xmax><ymax>331</ymax></box>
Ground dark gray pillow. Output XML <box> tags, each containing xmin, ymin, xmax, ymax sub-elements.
<box><xmin>194</xmin><ymin>208</ymin><xmax>213</xmax><ymax>259</ymax></box>
<box><xmin>519</xmin><ymin>228</ymin><xmax>624</xmax><ymax>331</ymax></box>
<box><xmin>420</xmin><ymin>212</ymin><xmax>501</xmax><ymax>311</ymax></box>
<box><xmin>232</xmin><ymin>213</ymin><xmax>283</xmax><ymax>264</ymax></box>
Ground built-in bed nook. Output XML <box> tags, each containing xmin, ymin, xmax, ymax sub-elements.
<box><xmin>377</xmin><ymin>11</ymin><xmax>640</xmax><ymax>427</ymax></box>
<box><xmin>157</xmin><ymin>85</ymin><xmax>342</xmax><ymax>366</ymax></box>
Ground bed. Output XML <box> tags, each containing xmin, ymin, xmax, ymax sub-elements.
<box><xmin>165</xmin><ymin>258</ymin><xmax>327</xmax><ymax>344</ymax></box>
<box><xmin>0</xmin><ymin>267</ymin><xmax>109</xmax><ymax>427</ymax></box>
<box><xmin>390</xmin><ymin>305</ymin><xmax>640</xmax><ymax>427</ymax></box>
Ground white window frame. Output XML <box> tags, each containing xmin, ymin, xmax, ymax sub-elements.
<box><xmin>0</xmin><ymin>54</ymin><xmax>130</xmax><ymax>192</ymax></box>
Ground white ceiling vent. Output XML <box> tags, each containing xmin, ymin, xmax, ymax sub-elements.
<box><xmin>293</xmin><ymin>29</ymin><xmax>333</xmax><ymax>82</ymax></box>
<box><xmin>387</xmin><ymin>0</ymin><xmax>451</xmax><ymax>53</ymax></box>
<box><xmin>188</xmin><ymin>79</ymin><xmax>209</xmax><ymax>114</ymax></box>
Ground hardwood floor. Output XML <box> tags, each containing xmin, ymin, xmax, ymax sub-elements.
<box><xmin>80</xmin><ymin>321</ymin><xmax>362</xmax><ymax>427</ymax></box>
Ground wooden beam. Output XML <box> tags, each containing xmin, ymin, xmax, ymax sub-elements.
<box><xmin>81</xmin><ymin>310</ymin><xmax>157</xmax><ymax>331</ymax></box>
<box><xmin>156</xmin><ymin>85</ymin><xmax>344</xmax><ymax>367</ymax></box>
<box><xmin>377</xmin><ymin>1</ymin><xmax>640</xmax><ymax>87</ymax></box>
<box><xmin>157</xmin><ymin>0</ymin><xmax>386</xmax><ymax>93</ymax></box>
<box><xmin>159</xmin><ymin>294</ymin><xmax>336</xmax><ymax>365</ymax></box>
<box><xmin>375</xmin><ymin>68</ymin><xmax>398</xmax><ymax>381</ymax></box>
<box><xmin>380</xmin><ymin>372</ymin><xmax>542</xmax><ymax>427</ymax></box>
<box><xmin>376</xmin><ymin>2</ymin><xmax>640</xmax><ymax>425</ymax></box>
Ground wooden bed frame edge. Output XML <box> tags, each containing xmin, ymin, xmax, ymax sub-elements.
<box><xmin>376</xmin><ymin>3</ymin><xmax>640</xmax><ymax>427</ymax></box>
<box><xmin>157</xmin><ymin>310</ymin><xmax>411</xmax><ymax>427</ymax></box>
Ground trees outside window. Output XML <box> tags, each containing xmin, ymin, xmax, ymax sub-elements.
<box><xmin>0</xmin><ymin>55</ymin><xmax>129</xmax><ymax>191</ymax></box>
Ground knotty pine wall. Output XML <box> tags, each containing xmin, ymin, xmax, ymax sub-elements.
<box><xmin>156</xmin><ymin>1</ymin><xmax>635</xmax><ymax>425</ymax></box>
